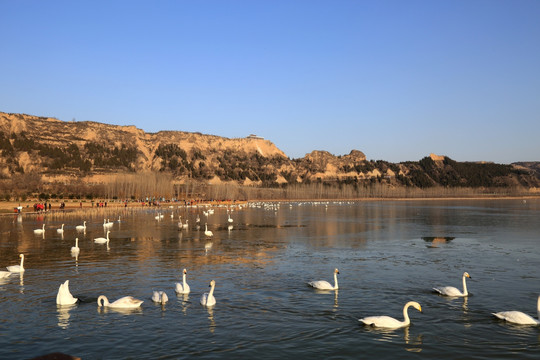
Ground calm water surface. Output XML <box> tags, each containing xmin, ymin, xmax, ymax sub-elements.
<box><xmin>1</xmin><ymin>199</ymin><xmax>540</xmax><ymax>359</ymax></box>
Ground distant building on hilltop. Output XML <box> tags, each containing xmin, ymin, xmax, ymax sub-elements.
<box><xmin>247</xmin><ymin>134</ymin><xmax>264</xmax><ymax>140</ymax></box>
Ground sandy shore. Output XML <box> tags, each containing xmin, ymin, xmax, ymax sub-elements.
<box><xmin>1</xmin><ymin>196</ymin><xmax>538</xmax><ymax>215</ymax></box>
<box><xmin>0</xmin><ymin>200</ymin><xmax>129</xmax><ymax>214</ymax></box>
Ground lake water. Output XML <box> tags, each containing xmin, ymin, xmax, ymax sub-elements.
<box><xmin>1</xmin><ymin>199</ymin><xmax>540</xmax><ymax>359</ymax></box>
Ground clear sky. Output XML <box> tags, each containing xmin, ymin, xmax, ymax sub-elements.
<box><xmin>1</xmin><ymin>0</ymin><xmax>539</xmax><ymax>163</ymax></box>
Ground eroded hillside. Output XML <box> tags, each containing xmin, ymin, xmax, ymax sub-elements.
<box><xmin>1</xmin><ymin>111</ymin><xmax>539</xmax><ymax>196</ymax></box>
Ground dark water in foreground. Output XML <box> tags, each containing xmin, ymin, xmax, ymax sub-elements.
<box><xmin>0</xmin><ymin>199</ymin><xmax>539</xmax><ymax>359</ymax></box>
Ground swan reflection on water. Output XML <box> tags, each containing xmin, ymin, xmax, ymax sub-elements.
<box><xmin>1</xmin><ymin>272</ymin><xmax>25</xmax><ymax>292</ymax></box>
<box><xmin>205</xmin><ymin>242</ymin><xmax>213</xmax><ymax>254</ymax></box>
<box><xmin>368</xmin><ymin>324</ymin><xmax>424</xmax><ymax>352</ymax></box>
<box><xmin>178</xmin><ymin>294</ymin><xmax>190</xmax><ymax>316</ymax></box>
<box><xmin>404</xmin><ymin>326</ymin><xmax>424</xmax><ymax>353</ymax></box>
<box><xmin>207</xmin><ymin>306</ymin><xmax>216</xmax><ymax>334</ymax></box>
<box><xmin>57</xmin><ymin>304</ymin><xmax>76</xmax><ymax>329</ymax></box>
<box><xmin>97</xmin><ymin>306</ymin><xmax>143</xmax><ymax>315</ymax></box>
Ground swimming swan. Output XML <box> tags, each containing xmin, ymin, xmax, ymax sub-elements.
<box><xmin>71</xmin><ymin>238</ymin><xmax>80</xmax><ymax>254</ymax></box>
<box><xmin>57</xmin><ymin>224</ymin><xmax>64</xmax><ymax>234</ymax></box>
<box><xmin>97</xmin><ymin>295</ymin><xmax>143</xmax><ymax>308</ymax></box>
<box><xmin>34</xmin><ymin>224</ymin><xmax>45</xmax><ymax>234</ymax></box>
<box><xmin>359</xmin><ymin>301</ymin><xmax>423</xmax><ymax>329</ymax></box>
<box><xmin>200</xmin><ymin>280</ymin><xmax>216</xmax><ymax>306</ymax></box>
<box><xmin>308</xmin><ymin>268</ymin><xmax>340</xmax><ymax>290</ymax></box>
<box><xmin>56</xmin><ymin>280</ymin><xmax>78</xmax><ymax>305</ymax></box>
<box><xmin>204</xmin><ymin>223</ymin><xmax>213</xmax><ymax>237</ymax></box>
<box><xmin>152</xmin><ymin>291</ymin><xmax>169</xmax><ymax>304</ymax></box>
<box><xmin>492</xmin><ymin>296</ymin><xmax>540</xmax><ymax>325</ymax></box>
<box><xmin>175</xmin><ymin>269</ymin><xmax>191</xmax><ymax>294</ymax></box>
<box><xmin>0</xmin><ymin>271</ymin><xmax>11</xmax><ymax>278</ymax></box>
<box><xmin>75</xmin><ymin>221</ymin><xmax>86</xmax><ymax>231</ymax></box>
<box><xmin>433</xmin><ymin>272</ymin><xmax>471</xmax><ymax>297</ymax></box>
<box><xmin>7</xmin><ymin>254</ymin><xmax>25</xmax><ymax>273</ymax></box>
<box><xmin>94</xmin><ymin>230</ymin><xmax>110</xmax><ymax>244</ymax></box>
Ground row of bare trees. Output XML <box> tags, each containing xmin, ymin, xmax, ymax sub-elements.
<box><xmin>0</xmin><ymin>172</ymin><xmax>536</xmax><ymax>202</ymax></box>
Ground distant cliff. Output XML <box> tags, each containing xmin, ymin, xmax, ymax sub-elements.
<box><xmin>1</xmin><ymin>111</ymin><xmax>539</xmax><ymax>199</ymax></box>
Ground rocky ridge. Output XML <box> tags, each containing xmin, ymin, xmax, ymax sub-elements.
<box><xmin>0</xmin><ymin>111</ymin><xmax>539</xmax><ymax>191</ymax></box>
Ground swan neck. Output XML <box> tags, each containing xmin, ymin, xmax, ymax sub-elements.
<box><xmin>537</xmin><ymin>296</ymin><xmax>540</xmax><ymax>319</ymax></box>
<box><xmin>333</xmin><ymin>272</ymin><xmax>339</xmax><ymax>289</ymax></box>
<box><xmin>402</xmin><ymin>303</ymin><xmax>412</xmax><ymax>326</ymax></box>
<box><xmin>462</xmin><ymin>274</ymin><xmax>468</xmax><ymax>296</ymax></box>
<box><xmin>183</xmin><ymin>273</ymin><xmax>187</xmax><ymax>285</ymax></box>
<box><xmin>209</xmin><ymin>283</ymin><xmax>215</xmax><ymax>297</ymax></box>
<box><xmin>20</xmin><ymin>255</ymin><xmax>24</xmax><ymax>268</ymax></box>
<box><xmin>98</xmin><ymin>295</ymin><xmax>109</xmax><ymax>306</ymax></box>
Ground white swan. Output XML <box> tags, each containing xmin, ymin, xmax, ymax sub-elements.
<box><xmin>182</xmin><ymin>219</ymin><xmax>189</xmax><ymax>229</ymax></box>
<box><xmin>71</xmin><ymin>238</ymin><xmax>80</xmax><ymax>254</ymax></box>
<box><xmin>56</xmin><ymin>280</ymin><xmax>78</xmax><ymax>305</ymax></box>
<box><xmin>204</xmin><ymin>223</ymin><xmax>213</xmax><ymax>237</ymax></box>
<box><xmin>0</xmin><ymin>271</ymin><xmax>11</xmax><ymax>278</ymax></box>
<box><xmin>492</xmin><ymin>296</ymin><xmax>540</xmax><ymax>325</ymax></box>
<box><xmin>359</xmin><ymin>301</ymin><xmax>423</xmax><ymax>329</ymax></box>
<box><xmin>94</xmin><ymin>230</ymin><xmax>110</xmax><ymax>244</ymax></box>
<box><xmin>175</xmin><ymin>269</ymin><xmax>191</xmax><ymax>294</ymax></box>
<box><xmin>34</xmin><ymin>224</ymin><xmax>45</xmax><ymax>234</ymax></box>
<box><xmin>75</xmin><ymin>221</ymin><xmax>86</xmax><ymax>231</ymax></box>
<box><xmin>97</xmin><ymin>295</ymin><xmax>143</xmax><ymax>308</ymax></box>
<box><xmin>308</xmin><ymin>268</ymin><xmax>340</xmax><ymax>290</ymax></box>
<box><xmin>152</xmin><ymin>291</ymin><xmax>169</xmax><ymax>304</ymax></box>
<box><xmin>7</xmin><ymin>254</ymin><xmax>25</xmax><ymax>273</ymax></box>
<box><xmin>200</xmin><ymin>280</ymin><xmax>216</xmax><ymax>306</ymax></box>
<box><xmin>228</xmin><ymin>214</ymin><xmax>233</xmax><ymax>223</ymax></box>
<box><xmin>57</xmin><ymin>224</ymin><xmax>64</xmax><ymax>234</ymax></box>
<box><xmin>117</xmin><ymin>216</ymin><xmax>121</xmax><ymax>223</ymax></box>
<box><xmin>433</xmin><ymin>272</ymin><xmax>471</xmax><ymax>297</ymax></box>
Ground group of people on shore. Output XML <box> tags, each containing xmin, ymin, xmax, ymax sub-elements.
<box><xmin>32</xmin><ymin>202</ymin><xmax>51</xmax><ymax>212</ymax></box>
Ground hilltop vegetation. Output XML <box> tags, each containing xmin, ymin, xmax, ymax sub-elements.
<box><xmin>0</xmin><ymin>111</ymin><xmax>539</xmax><ymax>201</ymax></box>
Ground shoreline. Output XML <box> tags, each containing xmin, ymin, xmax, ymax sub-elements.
<box><xmin>1</xmin><ymin>195</ymin><xmax>538</xmax><ymax>215</ymax></box>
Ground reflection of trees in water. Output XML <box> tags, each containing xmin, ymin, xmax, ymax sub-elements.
<box><xmin>422</xmin><ymin>237</ymin><xmax>455</xmax><ymax>248</ymax></box>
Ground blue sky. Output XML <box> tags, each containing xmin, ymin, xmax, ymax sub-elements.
<box><xmin>1</xmin><ymin>0</ymin><xmax>539</xmax><ymax>163</ymax></box>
